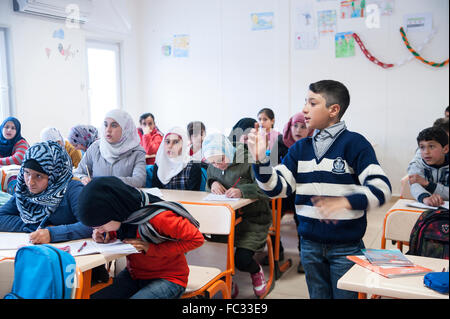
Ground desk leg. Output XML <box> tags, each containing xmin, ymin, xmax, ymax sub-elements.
<box><xmin>358</xmin><ymin>292</ymin><xmax>367</xmax><ymax>299</ymax></box>
<box><xmin>81</xmin><ymin>269</ymin><xmax>92</xmax><ymax>299</ymax></box>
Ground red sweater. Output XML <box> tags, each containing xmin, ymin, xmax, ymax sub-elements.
<box><xmin>123</xmin><ymin>210</ymin><xmax>204</xmax><ymax>288</ymax></box>
<box><xmin>139</xmin><ymin>128</ymin><xmax>163</xmax><ymax>165</ymax></box>
<box><xmin>0</xmin><ymin>139</ymin><xmax>29</xmax><ymax>165</ymax></box>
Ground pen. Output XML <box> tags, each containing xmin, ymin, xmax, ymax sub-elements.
<box><xmin>230</xmin><ymin>177</ymin><xmax>241</xmax><ymax>189</ymax></box>
<box><xmin>37</xmin><ymin>215</ymin><xmax>50</xmax><ymax>230</ymax></box>
<box><xmin>85</xmin><ymin>164</ymin><xmax>91</xmax><ymax>179</ymax></box>
<box><xmin>77</xmin><ymin>241</ymin><xmax>87</xmax><ymax>253</ymax></box>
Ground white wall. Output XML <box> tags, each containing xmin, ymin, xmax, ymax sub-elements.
<box><xmin>138</xmin><ymin>0</ymin><xmax>449</xmax><ymax>195</ymax></box>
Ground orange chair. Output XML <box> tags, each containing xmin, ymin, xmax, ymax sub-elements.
<box><xmin>270</xmin><ymin>198</ymin><xmax>292</xmax><ymax>280</ymax></box>
<box><xmin>381</xmin><ymin>208</ymin><xmax>423</xmax><ymax>252</ymax></box>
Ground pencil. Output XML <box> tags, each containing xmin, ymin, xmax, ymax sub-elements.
<box><xmin>77</xmin><ymin>241</ymin><xmax>87</xmax><ymax>253</ymax></box>
<box><xmin>230</xmin><ymin>177</ymin><xmax>241</xmax><ymax>189</ymax></box>
<box><xmin>85</xmin><ymin>164</ymin><xmax>91</xmax><ymax>179</ymax></box>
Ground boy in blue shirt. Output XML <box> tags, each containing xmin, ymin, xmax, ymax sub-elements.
<box><xmin>247</xmin><ymin>80</ymin><xmax>392</xmax><ymax>299</ymax></box>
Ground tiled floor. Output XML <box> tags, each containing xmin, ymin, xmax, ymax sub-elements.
<box><xmin>186</xmin><ymin>196</ymin><xmax>400</xmax><ymax>299</ymax></box>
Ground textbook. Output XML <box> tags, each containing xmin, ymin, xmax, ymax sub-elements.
<box><xmin>361</xmin><ymin>248</ymin><xmax>415</xmax><ymax>267</ymax></box>
<box><xmin>347</xmin><ymin>255</ymin><xmax>433</xmax><ymax>278</ymax></box>
<box><xmin>55</xmin><ymin>239</ymin><xmax>139</xmax><ymax>257</ymax></box>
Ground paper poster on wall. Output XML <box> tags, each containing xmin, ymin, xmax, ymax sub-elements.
<box><xmin>335</xmin><ymin>32</ymin><xmax>355</xmax><ymax>58</ymax></box>
<box><xmin>294</xmin><ymin>1</ymin><xmax>318</xmax><ymax>49</ymax></box>
<box><xmin>403</xmin><ymin>12</ymin><xmax>432</xmax><ymax>33</ymax></box>
<box><xmin>340</xmin><ymin>0</ymin><xmax>366</xmax><ymax>19</ymax></box>
<box><xmin>317</xmin><ymin>10</ymin><xmax>337</xmax><ymax>35</ymax></box>
<box><xmin>367</xmin><ymin>0</ymin><xmax>394</xmax><ymax>16</ymax></box>
<box><xmin>173</xmin><ymin>34</ymin><xmax>190</xmax><ymax>58</ymax></box>
<box><xmin>251</xmin><ymin>12</ymin><xmax>274</xmax><ymax>31</ymax></box>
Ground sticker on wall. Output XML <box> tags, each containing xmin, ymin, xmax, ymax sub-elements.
<box><xmin>335</xmin><ymin>32</ymin><xmax>355</xmax><ymax>58</ymax></box>
<box><xmin>251</xmin><ymin>12</ymin><xmax>274</xmax><ymax>31</ymax></box>
<box><xmin>173</xmin><ymin>34</ymin><xmax>190</xmax><ymax>58</ymax></box>
<box><xmin>52</xmin><ymin>28</ymin><xmax>65</xmax><ymax>40</ymax></box>
<box><xmin>403</xmin><ymin>12</ymin><xmax>433</xmax><ymax>33</ymax></box>
<box><xmin>340</xmin><ymin>0</ymin><xmax>366</xmax><ymax>19</ymax></box>
<box><xmin>317</xmin><ymin>10</ymin><xmax>337</xmax><ymax>36</ymax></box>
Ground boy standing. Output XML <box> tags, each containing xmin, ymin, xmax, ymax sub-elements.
<box><xmin>247</xmin><ymin>80</ymin><xmax>392</xmax><ymax>299</ymax></box>
<box><xmin>408</xmin><ymin>127</ymin><xmax>449</xmax><ymax>207</ymax></box>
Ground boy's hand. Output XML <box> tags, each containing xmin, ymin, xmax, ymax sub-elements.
<box><xmin>408</xmin><ymin>174</ymin><xmax>429</xmax><ymax>187</ymax></box>
<box><xmin>124</xmin><ymin>239</ymin><xmax>149</xmax><ymax>253</ymax></box>
<box><xmin>247</xmin><ymin>123</ymin><xmax>269</xmax><ymax>162</ymax></box>
<box><xmin>29</xmin><ymin>229</ymin><xmax>51</xmax><ymax>244</ymax></box>
<box><xmin>211</xmin><ymin>181</ymin><xmax>227</xmax><ymax>194</ymax></box>
<box><xmin>423</xmin><ymin>194</ymin><xmax>444</xmax><ymax>207</ymax></box>
<box><xmin>225</xmin><ymin>188</ymin><xmax>242</xmax><ymax>198</ymax></box>
<box><xmin>311</xmin><ymin>196</ymin><xmax>351</xmax><ymax>220</ymax></box>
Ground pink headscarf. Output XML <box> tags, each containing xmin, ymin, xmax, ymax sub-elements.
<box><xmin>282</xmin><ymin>112</ymin><xmax>313</xmax><ymax>148</ymax></box>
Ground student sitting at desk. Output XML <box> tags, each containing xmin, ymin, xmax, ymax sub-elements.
<box><xmin>77</xmin><ymin>177</ymin><xmax>204</xmax><ymax>299</ymax></box>
<box><xmin>0</xmin><ymin>141</ymin><xmax>92</xmax><ymax>243</ymax></box>
<box><xmin>73</xmin><ymin>109</ymin><xmax>147</xmax><ymax>188</ymax></box>
<box><xmin>40</xmin><ymin>127</ymin><xmax>82</xmax><ymax>168</ymax></box>
<box><xmin>151</xmin><ymin>127</ymin><xmax>202</xmax><ymax>191</ymax></box>
<box><xmin>408</xmin><ymin>126</ymin><xmax>449</xmax><ymax>207</ymax></box>
<box><xmin>138</xmin><ymin>112</ymin><xmax>163</xmax><ymax>165</ymax></box>
<box><xmin>202</xmin><ymin>133</ymin><xmax>272</xmax><ymax>298</ymax></box>
<box><xmin>68</xmin><ymin>124</ymin><xmax>99</xmax><ymax>153</ymax></box>
<box><xmin>0</xmin><ymin>117</ymin><xmax>29</xmax><ymax>166</ymax></box>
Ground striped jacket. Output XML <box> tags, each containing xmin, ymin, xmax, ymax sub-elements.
<box><xmin>0</xmin><ymin>139</ymin><xmax>29</xmax><ymax>166</ymax></box>
<box><xmin>253</xmin><ymin>129</ymin><xmax>392</xmax><ymax>244</ymax></box>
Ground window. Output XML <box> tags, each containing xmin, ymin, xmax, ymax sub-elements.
<box><xmin>0</xmin><ymin>28</ymin><xmax>12</xmax><ymax>120</ymax></box>
<box><xmin>86</xmin><ymin>40</ymin><xmax>122</xmax><ymax>127</ymax></box>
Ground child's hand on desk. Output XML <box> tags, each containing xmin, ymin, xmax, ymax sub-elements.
<box><xmin>211</xmin><ymin>181</ymin><xmax>227</xmax><ymax>194</ymax></box>
<box><xmin>311</xmin><ymin>196</ymin><xmax>352</xmax><ymax>224</ymax></box>
<box><xmin>423</xmin><ymin>194</ymin><xmax>444</xmax><ymax>207</ymax></box>
<box><xmin>29</xmin><ymin>229</ymin><xmax>51</xmax><ymax>244</ymax></box>
<box><xmin>225</xmin><ymin>188</ymin><xmax>242</xmax><ymax>198</ymax></box>
<box><xmin>92</xmin><ymin>229</ymin><xmax>114</xmax><ymax>243</ymax></box>
<box><xmin>124</xmin><ymin>239</ymin><xmax>149</xmax><ymax>254</ymax></box>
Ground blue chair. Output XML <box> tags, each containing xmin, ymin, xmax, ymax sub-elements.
<box><xmin>199</xmin><ymin>167</ymin><xmax>207</xmax><ymax>191</ymax></box>
<box><xmin>145</xmin><ymin>165</ymin><xmax>154</xmax><ymax>188</ymax></box>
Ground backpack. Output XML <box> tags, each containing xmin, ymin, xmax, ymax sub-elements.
<box><xmin>407</xmin><ymin>209</ymin><xmax>449</xmax><ymax>259</ymax></box>
<box><xmin>4</xmin><ymin>244</ymin><xmax>76</xmax><ymax>299</ymax></box>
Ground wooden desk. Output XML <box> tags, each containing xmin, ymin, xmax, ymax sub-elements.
<box><xmin>337</xmin><ymin>255</ymin><xmax>449</xmax><ymax>299</ymax></box>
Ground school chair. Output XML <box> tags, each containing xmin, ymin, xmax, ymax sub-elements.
<box><xmin>180</xmin><ymin>202</ymin><xmax>236</xmax><ymax>299</ymax></box>
<box><xmin>399</xmin><ymin>175</ymin><xmax>414</xmax><ymax>200</ymax></box>
<box><xmin>270</xmin><ymin>198</ymin><xmax>292</xmax><ymax>280</ymax></box>
<box><xmin>0</xmin><ymin>257</ymin><xmax>14</xmax><ymax>298</ymax></box>
<box><xmin>145</xmin><ymin>165</ymin><xmax>155</xmax><ymax>188</ymax></box>
<box><xmin>381</xmin><ymin>209</ymin><xmax>423</xmax><ymax>252</ymax></box>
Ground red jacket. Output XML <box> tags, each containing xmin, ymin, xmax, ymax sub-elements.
<box><xmin>139</xmin><ymin>128</ymin><xmax>163</xmax><ymax>165</ymax></box>
<box><xmin>123</xmin><ymin>210</ymin><xmax>204</xmax><ymax>288</ymax></box>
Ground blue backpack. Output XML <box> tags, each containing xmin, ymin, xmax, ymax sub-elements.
<box><xmin>4</xmin><ymin>244</ymin><xmax>76</xmax><ymax>299</ymax></box>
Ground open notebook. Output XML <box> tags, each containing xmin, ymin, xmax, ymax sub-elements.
<box><xmin>55</xmin><ymin>240</ymin><xmax>138</xmax><ymax>257</ymax></box>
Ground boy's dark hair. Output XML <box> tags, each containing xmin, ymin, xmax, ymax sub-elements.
<box><xmin>139</xmin><ymin>113</ymin><xmax>154</xmax><ymax>124</ymax></box>
<box><xmin>187</xmin><ymin>121</ymin><xmax>206</xmax><ymax>137</ymax></box>
<box><xmin>417</xmin><ymin>126</ymin><xmax>449</xmax><ymax>147</ymax></box>
<box><xmin>433</xmin><ymin>117</ymin><xmax>449</xmax><ymax>134</ymax></box>
<box><xmin>309</xmin><ymin>80</ymin><xmax>350</xmax><ymax>119</ymax></box>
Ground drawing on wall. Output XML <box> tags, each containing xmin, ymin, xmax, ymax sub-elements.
<box><xmin>52</xmin><ymin>28</ymin><xmax>65</xmax><ymax>40</ymax></box>
<box><xmin>403</xmin><ymin>12</ymin><xmax>432</xmax><ymax>33</ymax></box>
<box><xmin>294</xmin><ymin>1</ymin><xmax>318</xmax><ymax>50</ymax></box>
<box><xmin>161</xmin><ymin>44</ymin><xmax>172</xmax><ymax>57</ymax></box>
<box><xmin>367</xmin><ymin>0</ymin><xmax>394</xmax><ymax>16</ymax></box>
<box><xmin>45</xmin><ymin>48</ymin><xmax>52</xmax><ymax>59</ymax></box>
<box><xmin>58</xmin><ymin>43</ymin><xmax>78</xmax><ymax>61</ymax></box>
<box><xmin>340</xmin><ymin>0</ymin><xmax>366</xmax><ymax>19</ymax></box>
<box><xmin>335</xmin><ymin>32</ymin><xmax>355</xmax><ymax>58</ymax></box>
<box><xmin>251</xmin><ymin>12</ymin><xmax>274</xmax><ymax>31</ymax></box>
<box><xmin>317</xmin><ymin>10</ymin><xmax>337</xmax><ymax>35</ymax></box>
<box><xmin>173</xmin><ymin>34</ymin><xmax>190</xmax><ymax>58</ymax></box>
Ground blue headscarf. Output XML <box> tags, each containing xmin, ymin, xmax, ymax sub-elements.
<box><xmin>15</xmin><ymin>141</ymin><xmax>73</xmax><ymax>224</ymax></box>
<box><xmin>202</xmin><ymin>133</ymin><xmax>236</xmax><ymax>163</ymax></box>
<box><xmin>0</xmin><ymin>117</ymin><xmax>24</xmax><ymax>157</ymax></box>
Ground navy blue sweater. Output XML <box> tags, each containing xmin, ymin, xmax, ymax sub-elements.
<box><xmin>0</xmin><ymin>179</ymin><xmax>92</xmax><ymax>242</ymax></box>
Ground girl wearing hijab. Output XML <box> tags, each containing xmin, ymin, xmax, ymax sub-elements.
<box><xmin>151</xmin><ymin>127</ymin><xmax>202</xmax><ymax>190</ymax></box>
<box><xmin>40</xmin><ymin>127</ymin><xmax>82</xmax><ymax>168</ymax></box>
<box><xmin>282</xmin><ymin>112</ymin><xmax>313</xmax><ymax>148</ymax></box>
<box><xmin>68</xmin><ymin>125</ymin><xmax>99</xmax><ymax>152</ymax></box>
<box><xmin>0</xmin><ymin>141</ymin><xmax>92</xmax><ymax>243</ymax></box>
<box><xmin>0</xmin><ymin>117</ymin><xmax>29</xmax><ymax>166</ymax></box>
<box><xmin>202</xmin><ymin>133</ymin><xmax>272</xmax><ymax>298</ymax></box>
<box><xmin>77</xmin><ymin>176</ymin><xmax>204</xmax><ymax>299</ymax></box>
<box><xmin>73</xmin><ymin>109</ymin><xmax>147</xmax><ymax>188</ymax></box>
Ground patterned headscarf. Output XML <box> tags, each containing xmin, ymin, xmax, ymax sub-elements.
<box><xmin>99</xmin><ymin>109</ymin><xmax>141</xmax><ymax>164</ymax></box>
<box><xmin>68</xmin><ymin>125</ymin><xmax>98</xmax><ymax>149</ymax></box>
<box><xmin>202</xmin><ymin>133</ymin><xmax>236</xmax><ymax>163</ymax></box>
<box><xmin>15</xmin><ymin>141</ymin><xmax>73</xmax><ymax>224</ymax></box>
<box><xmin>0</xmin><ymin>117</ymin><xmax>24</xmax><ymax>157</ymax></box>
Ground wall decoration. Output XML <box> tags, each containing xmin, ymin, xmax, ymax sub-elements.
<box><xmin>335</xmin><ymin>32</ymin><xmax>355</xmax><ymax>58</ymax></box>
<box><xmin>367</xmin><ymin>0</ymin><xmax>394</xmax><ymax>16</ymax></box>
<box><xmin>294</xmin><ymin>1</ymin><xmax>318</xmax><ymax>49</ymax></box>
<box><xmin>340</xmin><ymin>0</ymin><xmax>366</xmax><ymax>19</ymax></box>
<box><xmin>161</xmin><ymin>44</ymin><xmax>172</xmax><ymax>57</ymax></box>
<box><xmin>403</xmin><ymin>12</ymin><xmax>432</xmax><ymax>33</ymax></box>
<box><xmin>45</xmin><ymin>48</ymin><xmax>52</xmax><ymax>59</ymax></box>
<box><xmin>58</xmin><ymin>43</ymin><xmax>78</xmax><ymax>61</ymax></box>
<box><xmin>173</xmin><ymin>34</ymin><xmax>190</xmax><ymax>58</ymax></box>
<box><xmin>251</xmin><ymin>12</ymin><xmax>274</xmax><ymax>31</ymax></box>
<box><xmin>399</xmin><ymin>27</ymin><xmax>448</xmax><ymax>68</ymax></box>
<box><xmin>52</xmin><ymin>28</ymin><xmax>65</xmax><ymax>40</ymax></box>
<box><xmin>317</xmin><ymin>10</ymin><xmax>337</xmax><ymax>35</ymax></box>
<box><xmin>353</xmin><ymin>33</ymin><xmax>394</xmax><ymax>68</ymax></box>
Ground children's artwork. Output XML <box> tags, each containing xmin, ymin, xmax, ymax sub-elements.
<box><xmin>45</xmin><ymin>48</ymin><xmax>51</xmax><ymax>59</ymax></box>
<box><xmin>367</xmin><ymin>0</ymin><xmax>394</xmax><ymax>16</ymax></box>
<box><xmin>58</xmin><ymin>43</ymin><xmax>78</xmax><ymax>61</ymax></box>
<box><xmin>340</xmin><ymin>0</ymin><xmax>366</xmax><ymax>19</ymax></box>
<box><xmin>52</xmin><ymin>28</ymin><xmax>65</xmax><ymax>40</ymax></box>
<box><xmin>161</xmin><ymin>44</ymin><xmax>172</xmax><ymax>57</ymax></box>
<box><xmin>335</xmin><ymin>32</ymin><xmax>355</xmax><ymax>58</ymax></box>
<box><xmin>317</xmin><ymin>10</ymin><xmax>337</xmax><ymax>35</ymax></box>
<box><xmin>294</xmin><ymin>1</ymin><xmax>318</xmax><ymax>50</ymax></box>
<box><xmin>173</xmin><ymin>34</ymin><xmax>190</xmax><ymax>58</ymax></box>
<box><xmin>403</xmin><ymin>12</ymin><xmax>433</xmax><ymax>33</ymax></box>
<box><xmin>251</xmin><ymin>12</ymin><xmax>274</xmax><ymax>31</ymax></box>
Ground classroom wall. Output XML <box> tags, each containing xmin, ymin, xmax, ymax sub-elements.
<box><xmin>0</xmin><ymin>0</ymin><xmax>142</xmax><ymax>144</ymax></box>
<box><xmin>138</xmin><ymin>0</ymin><xmax>449</xmax><ymax>196</ymax></box>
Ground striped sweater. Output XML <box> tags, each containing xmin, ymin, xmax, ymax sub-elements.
<box><xmin>0</xmin><ymin>139</ymin><xmax>29</xmax><ymax>165</ymax></box>
<box><xmin>253</xmin><ymin>129</ymin><xmax>392</xmax><ymax>244</ymax></box>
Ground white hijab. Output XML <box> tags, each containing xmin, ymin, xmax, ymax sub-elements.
<box><xmin>40</xmin><ymin>127</ymin><xmax>64</xmax><ymax>144</ymax></box>
<box><xmin>99</xmin><ymin>109</ymin><xmax>141</xmax><ymax>164</ymax></box>
<box><xmin>155</xmin><ymin>127</ymin><xmax>190</xmax><ymax>185</ymax></box>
